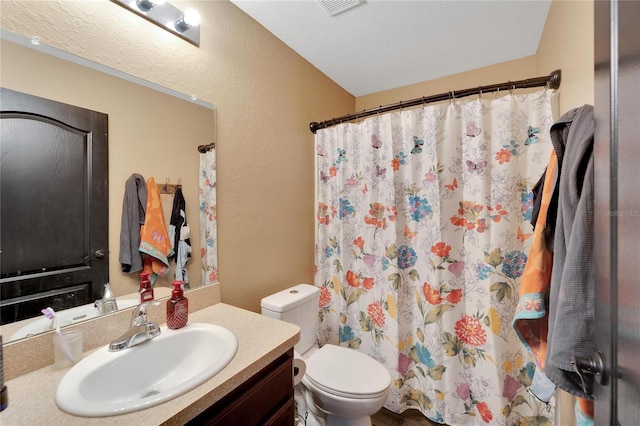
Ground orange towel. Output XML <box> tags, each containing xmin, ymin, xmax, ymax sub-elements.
<box><xmin>139</xmin><ymin>177</ymin><xmax>173</xmax><ymax>282</ymax></box>
<box><xmin>513</xmin><ymin>151</ymin><xmax>556</xmax><ymax>368</ymax></box>
<box><xmin>514</xmin><ymin>151</ymin><xmax>594</xmax><ymax>422</ymax></box>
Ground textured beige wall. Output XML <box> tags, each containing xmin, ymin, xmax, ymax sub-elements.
<box><xmin>0</xmin><ymin>0</ymin><xmax>354</xmax><ymax>312</ymax></box>
<box><xmin>536</xmin><ymin>0</ymin><xmax>594</xmax><ymax>114</ymax></box>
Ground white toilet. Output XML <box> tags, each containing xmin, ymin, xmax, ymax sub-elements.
<box><xmin>261</xmin><ymin>284</ymin><xmax>391</xmax><ymax>426</ymax></box>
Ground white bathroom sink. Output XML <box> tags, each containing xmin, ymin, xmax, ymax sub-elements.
<box><xmin>9</xmin><ymin>299</ymin><xmax>139</xmax><ymax>341</ymax></box>
<box><xmin>55</xmin><ymin>322</ymin><xmax>238</xmax><ymax>417</ymax></box>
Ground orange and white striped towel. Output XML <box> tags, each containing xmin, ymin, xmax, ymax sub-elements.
<box><xmin>139</xmin><ymin>177</ymin><xmax>173</xmax><ymax>282</ymax></box>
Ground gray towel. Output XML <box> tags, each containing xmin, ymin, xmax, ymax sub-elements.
<box><xmin>119</xmin><ymin>173</ymin><xmax>147</xmax><ymax>273</ymax></box>
<box><xmin>545</xmin><ymin>105</ymin><xmax>595</xmax><ymax>399</ymax></box>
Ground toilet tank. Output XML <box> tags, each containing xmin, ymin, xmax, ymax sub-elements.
<box><xmin>261</xmin><ymin>284</ymin><xmax>319</xmax><ymax>354</ymax></box>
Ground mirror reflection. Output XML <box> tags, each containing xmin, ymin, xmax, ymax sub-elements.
<box><xmin>0</xmin><ymin>34</ymin><xmax>217</xmax><ymax>343</ymax></box>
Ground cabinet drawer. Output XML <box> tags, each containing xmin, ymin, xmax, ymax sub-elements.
<box><xmin>264</xmin><ymin>398</ymin><xmax>295</xmax><ymax>426</ymax></box>
<box><xmin>188</xmin><ymin>350</ymin><xmax>294</xmax><ymax>425</ymax></box>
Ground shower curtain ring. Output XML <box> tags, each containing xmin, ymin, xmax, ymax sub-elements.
<box><xmin>495</xmin><ymin>87</ymin><xmax>500</xmax><ymax>98</ymax></box>
<box><xmin>478</xmin><ymin>86</ymin><xmax>482</xmax><ymax>99</ymax></box>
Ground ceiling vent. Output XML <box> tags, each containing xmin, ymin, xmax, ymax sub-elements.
<box><xmin>319</xmin><ymin>0</ymin><xmax>366</xmax><ymax>17</ymax></box>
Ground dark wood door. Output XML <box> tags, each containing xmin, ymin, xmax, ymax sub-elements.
<box><xmin>594</xmin><ymin>0</ymin><xmax>640</xmax><ymax>423</ymax></box>
<box><xmin>0</xmin><ymin>87</ymin><xmax>109</xmax><ymax>324</ymax></box>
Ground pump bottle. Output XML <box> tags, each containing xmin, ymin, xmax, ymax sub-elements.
<box><xmin>139</xmin><ymin>272</ymin><xmax>154</xmax><ymax>303</ymax></box>
<box><xmin>167</xmin><ymin>280</ymin><xmax>188</xmax><ymax>329</ymax></box>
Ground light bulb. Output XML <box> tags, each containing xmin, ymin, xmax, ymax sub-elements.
<box><xmin>183</xmin><ymin>9</ymin><xmax>201</xmax><ymax>27</ymax></box>
<box><xmin>174</xmin><ymin>9</ymin><xmax>201</xmax><ymax>32</ymax></box>
<box><xmin>136</xmin><ymin>0</ymin><xmax>164</xmax><ymax>12</ymax></box>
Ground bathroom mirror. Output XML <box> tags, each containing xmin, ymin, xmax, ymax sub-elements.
<box><xmin>0</xmin><ymin>33</ymin><xmax>216</xmax><ymax>343</ymax></box>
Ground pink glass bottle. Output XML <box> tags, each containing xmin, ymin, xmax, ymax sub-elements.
<box><xmin>139</xmin><ymin>272</ymin><xmax>154</xmax><ymax>303</ymax></box>
<box><xmin>167</xmin><ymin>280</ymin><xmax>188</xmax><ymax>329</ymax></box>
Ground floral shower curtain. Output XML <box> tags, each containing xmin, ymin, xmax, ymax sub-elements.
<box><xmin>315</xmin><ymin>89</ymin><xmax>556</xmax><ymax>424</ymax></box>
<box><xmin>199</xmin><ymin>148</ymin><xmax>219</xmax><ymax>285</ymax></box>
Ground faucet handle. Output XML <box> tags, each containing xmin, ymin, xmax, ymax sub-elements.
<box><xmin>131</xmin><ymin>300</ymin><xmax>161</xmax><ymax>326</ymax></box>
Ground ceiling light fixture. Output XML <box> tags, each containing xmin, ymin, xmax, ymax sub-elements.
<box><xmin>174</xmin><ymin>9</ymin><xmax>201</xmax><ymax>32</ymax></box>
<box><xmin>111</xmin><ymin>0</ymin><xmax>201</xmax><ymax>47</ymax></box>
<box><xmin>135</xmin><ymin>0</ymin><xmax>165</xmax><ymax>12</ymax></box>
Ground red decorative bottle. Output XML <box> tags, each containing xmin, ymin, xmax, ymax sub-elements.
<box><xmin>139</xmin><ymin>272</ymin><xmax>154</xmax><ymax>303</ymax></box>
<box><xmin>167</xmin><ymin>280</ymin><xmax>188</xmax><ymax>330</ymax></box>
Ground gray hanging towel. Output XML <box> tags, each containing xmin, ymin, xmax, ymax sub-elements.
<box><xmin>169</xmin><ymin>187</ymin><xmax>191</xmax><ymax>287</ymax></box>
<box><xmin>119</xmin><ymin>173</ymin><xmax>147</xmax><ymax>273</ymax></box>
<box><xmin>544</xmin><ymin>105</ymin><xmax>595</xmax><ymax>399</ymax></box>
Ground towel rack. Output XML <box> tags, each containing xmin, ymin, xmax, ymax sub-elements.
<box><xmin>157</xmin><ymin>178</ymin><xmax>181</xmax><ymax>195</ymax></box>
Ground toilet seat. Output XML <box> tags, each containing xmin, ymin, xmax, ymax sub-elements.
<box><xmin>303</xmin><ymin>344</ymin><xmax>390</xmax><ymax>399</ymax></box>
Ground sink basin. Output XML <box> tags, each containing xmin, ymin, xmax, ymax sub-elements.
<box><xmin>55</xmin><ymin>322</ymin><xmax>238</xmax><ymax>417</ymax></box>
<box><xmin>10</xmin><ymin>299</ymin><xmax>139</xmax><ymax>341</ymax></box>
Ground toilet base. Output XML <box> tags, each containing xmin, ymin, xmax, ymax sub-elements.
<box><xmin>295</xmin><ymin>384</ymin><xmax>325</xmax><ymax>426</ymax></box>
<box><xmin>299</xmin><ymin>384</ymin><xmax>373</xmax><ymax>426</ymax></box>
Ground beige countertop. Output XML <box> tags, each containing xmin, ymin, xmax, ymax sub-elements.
<box><xmin>0</xmin><ymin>303</ymin><xmax>300</xmax><ymax>425</ymax></box>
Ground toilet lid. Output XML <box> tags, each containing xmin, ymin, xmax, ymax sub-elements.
<box><xmin>303</xmin><ymin>344</ymin><xmax>390</xmax><ymax>399</ymax></box>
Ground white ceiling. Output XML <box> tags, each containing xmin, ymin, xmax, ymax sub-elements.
<box><xmin>229</xmin><ymin>0</ymin><xmax>552</xmax><ymax>97</ymax></box>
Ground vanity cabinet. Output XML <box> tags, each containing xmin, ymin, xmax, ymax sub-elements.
<box><xmin>188</xmin><ymin>350</ymin><xmax>295</xmax><ymax>425</ymax></box>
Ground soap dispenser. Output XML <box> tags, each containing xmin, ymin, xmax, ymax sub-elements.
<box><xmin>167</xmin><ymin>280</ymin><xmax>188</xmax><ymax>329</ymax></box>
<box><xmin>139</xmin><ymin>272</ymin><xmax>154</xmax><ymax>303</ymax></box>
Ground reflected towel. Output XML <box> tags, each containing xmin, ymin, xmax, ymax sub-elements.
<box><xmin>139</xmin><ymin>177</ymin><xmax>173</xmax><ymax>282</ymax></box>
<box><xmin>169</xmin><ymin>187</ymin><xmax>191</xmax><ymax>287</ymax></box>
<box><xmin>119</xmin><ymin>173</ymin><xmax>147</xmax><ymax>273</ymax></box>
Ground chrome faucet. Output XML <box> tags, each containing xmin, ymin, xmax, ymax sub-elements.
<box><xmin>95</xmin><ymin>283</ymin><xmax>118</xmax><ymax>315</ymax></box>
<box><xmin>108</xmin><ymin>301</ymin><xmax>161</xmax><ymax>351</ymax></box>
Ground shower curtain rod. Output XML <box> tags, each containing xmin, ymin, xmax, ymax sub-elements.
<box><xmin>309</xmin><ymin>69</ymin><xmax>561</xmax><ymax>134</ymax></box>
<box><xmin>197</xmin><ymin>142</ymin><xmax>216</xmax><ymax>153</ymax></box>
